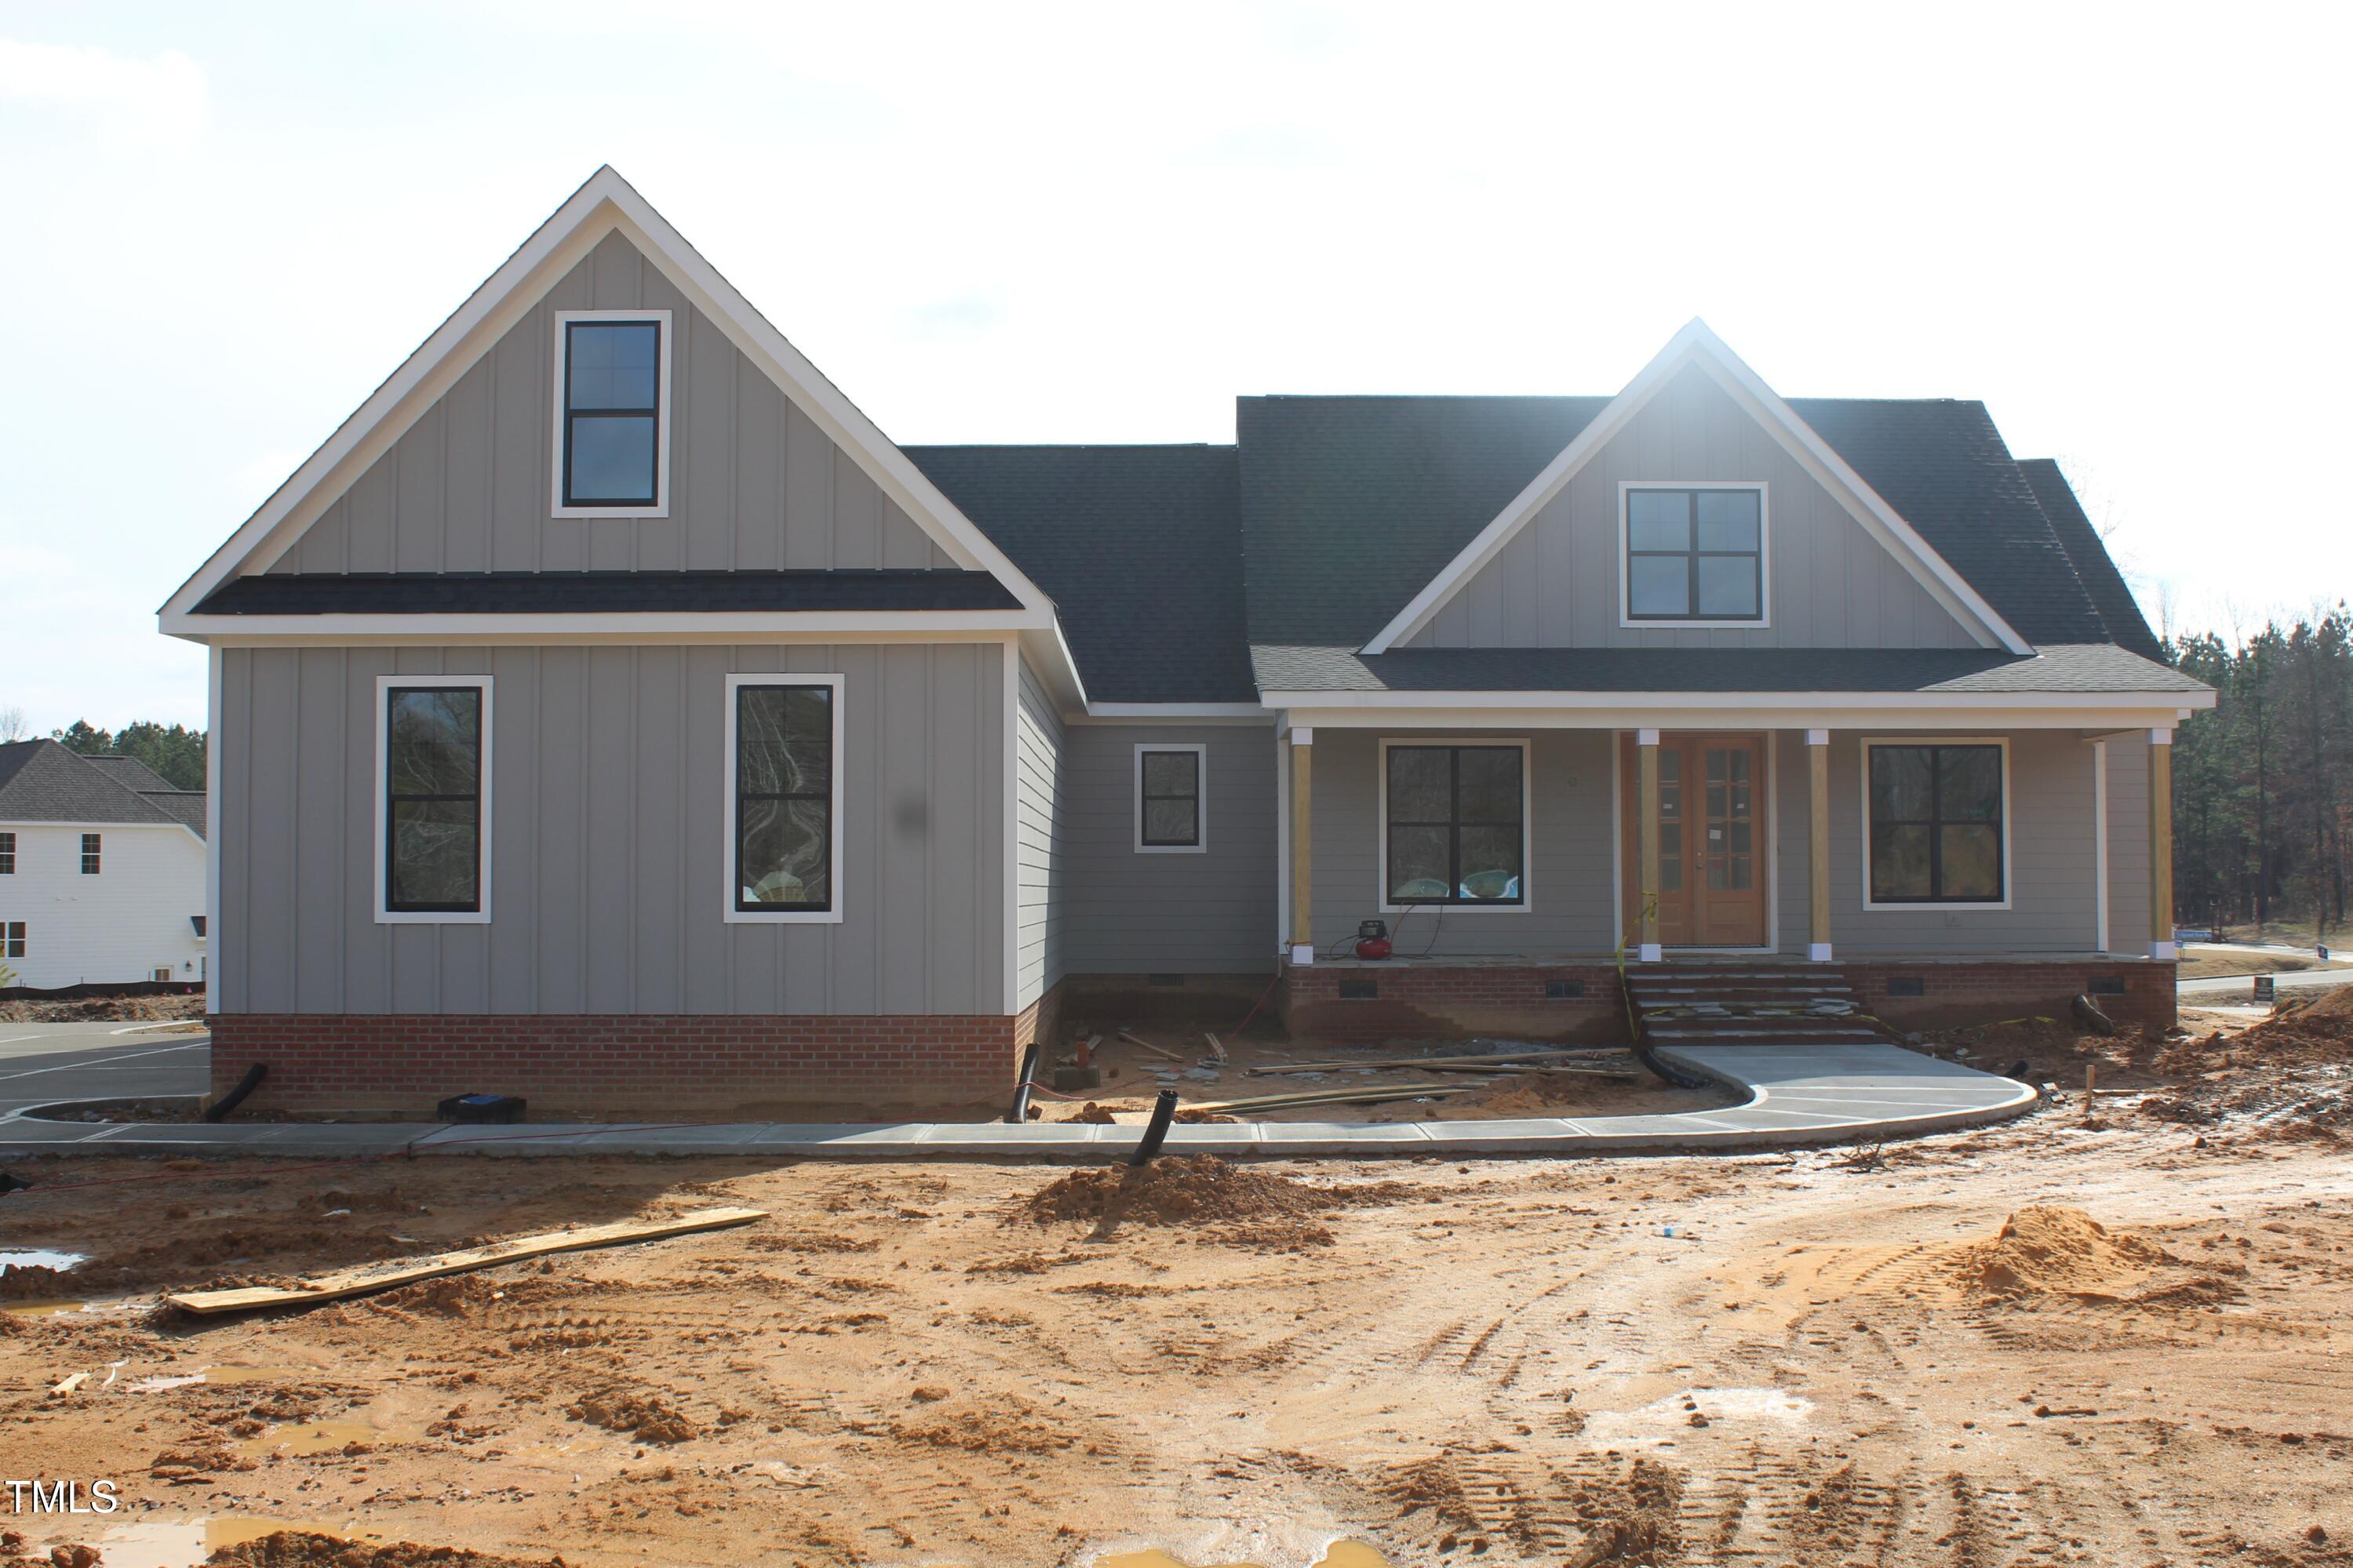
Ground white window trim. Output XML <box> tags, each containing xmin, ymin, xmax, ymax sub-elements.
<box><xmin>550</xmin><ymin>308</ymin><xmax>674</xmax><ymax>520</ymax></box>
<box><xmin>1859</xmin><ymin>734</ymin><xmax>2013</xmax><ymax>912</ymax></box>
<box><xmin>373</xmin><ymin>673</ymin><xmax>494</xmax><ymax>926</ymax></box>
<box><xmin>723</xmin><ymin>672</ymin><xmax>847</xmax><ymax>926</ymax></box>
<box><xmin>1134</xmin><ymin>743</ymin><xmax>1209</xmax><ymax>854</ymax></box>
<box><xmin>1617</xmin><ymin>481</ymin><xmax>1772</xmax><ymax>631</ymax></box>
<box><xmin>1376</xmin><ymin>737</ymin><xmax>1534</xmax><ymax>915</ymax></box>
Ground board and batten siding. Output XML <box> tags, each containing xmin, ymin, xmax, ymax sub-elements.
<box><xmin>217</xmin><ymin>642</ymin><xmax>1005</xmax><ymax>1017</ymax></box>
<box><xmin>1062</xmin><ymin>725</ymin><xmax>1277</xmax><ymax>975</ymax></box>
<box><xmin>1408</xmin><ymin>365</ymin><xmax>1977</xmax><ymax>651</ymax></box>
<box><xmin>1013</xmin><ymin>656</ymin><xmax>1065</xmax><ymax>1008</ymax></box>
<box><xmin>0</xmin><ymin>823</ymin><xmax>207</xmax><ymax>988</ymax></box>
<box><xmin>269</xmin><ymin>230</ymin><xmax>954</xmax><ymax>577</ymax></box>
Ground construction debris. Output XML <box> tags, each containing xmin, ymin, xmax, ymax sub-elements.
<box><xmin>162</xmin><ymin>1206</ymin><xmax>767</xmax><ymax>1316</ymax></box>
<box><xmin>1186</xmin><ymin>1084</ymin><xmax>1479</xmax><ymax>1115</ymax></box>
<box><xmin>1115</xmin><ymin>1029</ymin><xmax>1184</xmax><ymax>1061</ymax></box>
<box><xmin>1248</xmin><ymin>1048</ymin><xmax>1630</xmax><ymax>1076</ymax></box>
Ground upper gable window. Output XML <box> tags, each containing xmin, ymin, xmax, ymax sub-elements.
<box><xmin>1622</xmin><ymin>486</ymin><xmax>1766</xmax><ymax>624</ymax></box>
<box><xmin>552</xmin><ymin>311</ymin><xmax>672</xmax><ymax>518</ymax></box>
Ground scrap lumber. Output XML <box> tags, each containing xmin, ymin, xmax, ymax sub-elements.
<box><xmin>1248</xmin><ymin>1048</ymin><xmax>1627</xmax><ymax>1075</ymax></box>
<box><xmin>161</xmin><ymin>1206</ymin><xmax>767</xmax><ymax>1317</ymax></box>
<box><xmin>1115</xmin><ymin>1029</ymin><xmax>1184</xmax><ymax>1061</ymax></box>
<box><xmin>49</xmin><ymin>1371</ymin><xmax>89</xmax><ymax>1399</ymax></box>
<box><xmin>1187</xmin><ymin>1084</ymin><xmax>1478</xmax><ymax>1114</ymax></box>
<box><xmin>1204</xmin><ymin>1031</ymin><xmax>1229</xmax><ymax>1063</ymax></box>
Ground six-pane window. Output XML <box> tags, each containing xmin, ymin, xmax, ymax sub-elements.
<box><xmin>1868</xmin><ymin>743</ymin><xmax>2005</xmax><ymax>903</ymax></box>
<box><xmin>562</xmin><ymin>319</ymin><xmax>663</xmax><ymax>508</ymax></box>
<box><xmin>734</xmin><ymin>684</ymin><xmax>835</xmax><ymax>914</ymax></box>
<box><xmin>384</xmin><ymin>686</ymin><xmax>484</xmax><ymax>912</ymax></box>
<box><xmin>1626</xmin><ymin>488</ymin><xmax>1764</xmax><ymax>621</ymax></box>
<box><xmin>1</xmin><ymin>921</ymin><xmax>23</xmax><ymax>959</ymax></box>
<box><xmin>1386</xmin><ymin>745</ymin><xmax>1525</xmax><ymax>905</ymax></box>
<box><xmin>1138</xmin><ymin>750</ymin><xmax>1202</xmax><ymax>848</ymax></box>
<box><xmin>0</xmin><ymin>831</ymin><xmax>13</xmax><ymax>874</ymax></box>
<box><xmin>79</xmin><ymin>833</ymin><xmax>100</xmax><ymax>875</ymax></box>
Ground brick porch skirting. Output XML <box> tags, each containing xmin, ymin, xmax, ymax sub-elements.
<box><xmin>1849</xmin><ymin>960</ymin><xmax>2176</xmax><ymax>1031</ymax></box>
<box><xmin>209</xmin><ymin>988</ymin><xmax>1059</xmax><ymax>1119</ymax></box>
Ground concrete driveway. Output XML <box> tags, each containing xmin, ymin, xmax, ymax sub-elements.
<box><xmin>0</xmin><ymin>1021</ymin><xmax>209</xmax><ymax>1118</ymax></box>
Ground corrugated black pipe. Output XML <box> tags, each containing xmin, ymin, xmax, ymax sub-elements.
<box><xmin>1127</xmin><ymin>1090</ymin><xmax>1178</xmax><ymax>1167</ymax></box>
<box><xmin>204</xmin><ymin>1063</ymin><xmax>267</xmax><ymax>1122</ymax></box>
<box><xmin>1003</xmin><ymin>1044</ymin><xmax>1041</xmax><ymax>1124</ymax></box>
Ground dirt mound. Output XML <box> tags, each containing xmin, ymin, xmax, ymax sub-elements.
<box><xmin>1018</xmin><ymin>1156</ymin><xmax>1412</xmax><ymax>1228</ymax></box>
<box><xmin>1955</xmin><ymin>1207</ymin><xmax>2235</xmax><ymax>1304</ymax></box>
<box><xmin>0</xmin><ymin>1264</ymin><xmax>74</xmax><ymax>1300</ymax></box>
<box><xmin>207</xmin><ymin>1531</ymin><xmax>567</xmax><ymax>1566</ymax></box>
<box><xmin>565</xmin><ymin>1386</ymin><xmax>698</xmax><ymax>1444</ymax></box>
<box><xmin>0</xmin><ymin>991</ymin><xmax>203</xmax><ymax>1024</ymax></box>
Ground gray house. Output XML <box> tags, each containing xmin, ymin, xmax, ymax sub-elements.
<box><xmin>164</xmin><ymin>169</ymin><xmax>2212</xmax><ymax>1115</ymax></box>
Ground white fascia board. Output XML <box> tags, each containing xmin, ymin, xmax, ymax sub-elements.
<box><xmin>161</xmin><ymin>165</ymin><xmax>1061</xmax><ymax>631</ymax></box>
<box><xmin>0</xmin><ymin>818</ymin><xmax>205</xmax><ymax>841</ymax></box>
<box><xmin>1261</xmin><ymin>687</ymin><xmax>2216</xmax><ymax>711</ymax></box>
<box><xmin>1361</xmin><ymin>318</ymin><xmax>2031</xmax><ymax>657</ymax></box>
<box><xmin>166</xmin><ymin>609</ymin><xmax>1054</xmax><ymax>646</ymax></box>
<box><xmin>1075</xmin><ymin>703</ymin><xmax>1273</xmax><ymax>724</ymax></box>
<box><xmin>1018</xmin><ymin>621</ymin><xmax>1090</xmax><ymax>716</ymax></box>
<box><xmin>1269</xmin><ymin>691</ymin><xmax>2213</xmax><ymax>732</ymax></box>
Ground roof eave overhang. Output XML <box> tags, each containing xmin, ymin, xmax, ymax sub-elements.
<box><xmin>165</xmin><ymin>607</ymin><xmax>1058</xmax><ymax>647</ymax></box>
<box><xmin>1265</xmin><ymin>686</ymin><xmax>2213</xmax><ymax>730</ymax></box>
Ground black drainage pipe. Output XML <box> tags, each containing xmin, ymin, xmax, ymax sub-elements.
<box><xmin>205</xmin><ymin>1063</ymin><xmax>268</xmax><ymax>1122</ymax></box>
<box><xmin>1004</xmin><ymin>1044</ymin><xmax>1041</xmax><ymax>1124</ymax></box>
<box><xmin>1127</xmin><ymin>1090</ymin><xmax>1178</xmax><ymax>1167</ymax></box>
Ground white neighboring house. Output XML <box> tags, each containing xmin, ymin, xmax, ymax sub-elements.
<box><xmin>0</xmin><ymin>740</ymin><xmax>207</xmax><ymax>989</ymax></box>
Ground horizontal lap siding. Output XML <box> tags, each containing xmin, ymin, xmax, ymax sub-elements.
<box><xmin>218</xmin><ymin>642</ymin><xmax>1003</xmax><ymax>1017</ymax></box>
<box><xmin>0</xmin><ymin>825</ymin><xmax>206</xmax><ymax>988</ymax></box>
<box><xmin>1014</xmin><ymin>657</ymin><xmax>1065</xmax><ymax>1008</ymax></box>
<box><xmin>1063</xmin><ymin>726</ymin><xmax>1277</xmax><ymax>974</ymax></box>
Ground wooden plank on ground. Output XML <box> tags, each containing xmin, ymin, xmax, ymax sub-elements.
<box><xmin>161</xmin><ymin>1206</ymin><xmax>767</xmax><ymax>1317</ymax></box>
<box><xmin>1115</xmin><ymin>1030</ymin><xmax>1183</xmax><ymax>1060</ymax></box>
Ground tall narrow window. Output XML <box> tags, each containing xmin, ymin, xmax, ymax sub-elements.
<box><xmin>553</xmin><ymin>312</ymin><xmax>671</xmax><ymax>515</ymax></box>
<box><xmin>730</xmin><ymin>678</ymin><xmax>841</xmax><ymax>919</ymax></box>
<box><xmin>1384</xmin><ymin>744</ymin><xmax>1527</xmax><ymax>907</ymax></box>
<box><xmin>79</xmin><ymin>834</ymin><xmax>101</xmax><ymax>875</ymax></box>
<box><xmin>0</xmin><ymin>832</ymin><xmax>13</xmax><ymax>875</ymax></box>
<box><xmin>1136</xmin><ymin>745</ymin><xmax>1207</xmax><ymax>852</ymax></box>
<box><xmin>382</xmin><ymin>684</ymin><xmax>486</xmax><ymax>915</ymax></box>
<box><xmin>1866</xmin><ymin>742</ymin><xmax>2006</xmax><ymax>904</ymax></box>
<box><xmin>1</xmin><ymin>922</ymin><xmax>23</xmax><ymax>959</ymax></box>
<box><xmin>1624</xmin><ymin>486</ymin><xmax>1765</xmax><ymax>622</ymax></box>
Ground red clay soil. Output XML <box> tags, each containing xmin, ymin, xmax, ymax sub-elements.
<box><xmin>1017</xmin><ymin>1155</ymin><xmax>1416</xmax><ymax>1228</ymax></box>
<box><xmin>208</xmin><ymin>1532</ymin><xmax>569</xmax><ymax>1566</ymax></box>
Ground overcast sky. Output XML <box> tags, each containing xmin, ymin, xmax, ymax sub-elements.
<box><xmin>3</xmin><ymin>2</ymin><xmax>2347</xmax><ymax>734</ymax></box>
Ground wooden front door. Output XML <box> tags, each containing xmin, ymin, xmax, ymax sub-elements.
<box><xmin>1620</xmin><ymin>734</ymin><xmax>1768</xmax><ymax>948</ymax></box>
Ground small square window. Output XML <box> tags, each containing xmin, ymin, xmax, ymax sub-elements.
<box><xmin>79</xmin><ymin>833</ymin><xmax>101</xmax><ymax>875</ymax></box>
<box><xmin>1624</xmin><ymin>486</ymin><xmax>1765</xmax><ymax>624</ymax></box>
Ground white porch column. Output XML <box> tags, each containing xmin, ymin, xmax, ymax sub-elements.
<box><xmin>1805</xmin><ymin>729</ymin><xmax>1832</xmax><ymax>962</ymax></box>
<box><xmin>1636</xmin><ymin>728</ymin><xmax>1662</xmax><ymax>962</ymax></box>
<box><xmin>2148</xmin><ymin>727</ymin><xmax>2175</xmax><ymax>960</ymax></box>
<box><xmin>1288</xmin><ymin>727</ymin><xmax>1315</xmax><ymax>966</ymax></box>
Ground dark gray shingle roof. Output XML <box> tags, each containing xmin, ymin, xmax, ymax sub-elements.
<box><xmin>1251</xmin><ymin>641</ymin><xmax>2209</xmax><ymax>695</ymax></box>
<box><xmin>196</xmin><ymin>571</ymin><xmax>1018</xmax><ymax>616</ymax></box>
<box><xmin>80</xmin><ymin>755</ymin><xmax>173</xmax><ymax>793</ymax></box>
<box><xmin>2015</xmin><ymin>458</ymin><xmax>2164</xmax><ymax>662</ymax></box>
<box><xmin>905</xmin><ymin>445</ymin><xmax>1257</xmax><ymax>704</ymax></box>
<box><xmin>0</xmin><ymin>740</ymin><xmax>199</xmax><ymax>832</ymax></box>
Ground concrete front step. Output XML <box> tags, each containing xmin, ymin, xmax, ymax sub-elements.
<box><xmin>1646</xmin><ymin>1025</ymin><xmax>1884</xmax><ymax>1043</ymax></box>
<box><xmin>1632</xmin><ymin>963</ymin><xmax>1886</xmax><ymax>1046</ymax></box>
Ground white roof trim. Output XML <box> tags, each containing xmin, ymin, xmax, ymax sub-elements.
<box><xmin>1360</xmin><ymin>318</ymin><xmax>2033</xmax><ymax>657</ymax></box>
<box><xmin>1262</xmin><ymin>687</ymin><xmax>2213</xmax><ymax>711</ymax></box>
<box><xmin>161</xmin><ymin>166</ymin><xmax>1058</xmax><ymax>629</ymax></box>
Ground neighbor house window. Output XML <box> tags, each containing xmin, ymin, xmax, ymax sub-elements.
<box><xmin>0</xmin><ymin>832</ymin><xmax>13</xmax><ymax>874</ymax></box>
<box><xmin>79</xmin><ymin>834</ymin><xmax>100</xmax><ymax>875</ymax></box>
<box><xmin>1623</xmin><ymin>486</ymin><xmax>1765</xmax><ymax>622</ymax></box>
<box><xmin>1</xmin><ymin>922</ymin><xmax>23</xmax><ymax>959</ymax></box>
<box><xmin>727</xmin><ymin>675</ymin><xmax>843</xmax><ymax>922</ymax></box>
<box><xmin>1135</xmin><ymin>744</ymin><xmax>1207</xmax><ymax>852</ymax></box>
<box><xmin>1865</xmin><ymin>740</ymin><xmax>2007</xmax><ymax>905</ymax></box>
<box><xmin>376</xmin><ymin>677</ymin><xmax>492</xmax><ymax>921</ymax></box>
<box><xmin>1382</xmin><ymin>742</ymin><xmax>1527</xmax><ymax>908</ymax></box>
<box><xmin>552</xmin><ymin>311</ymin><xmax>672</xmax><ymax>516</ymax></box>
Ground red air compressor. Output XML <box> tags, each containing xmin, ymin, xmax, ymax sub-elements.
<box><xmin>1354</xmin><ymin>919</ymin><xmax>1393</xmax><ymax>960</ymax></box>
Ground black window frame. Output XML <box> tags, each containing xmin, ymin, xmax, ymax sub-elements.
<box><xmin>559</xmin><ymin>317</ymin><xmax>664</xmax><ymax>511</ymax></box>
<box><xmin>383</xmin><ymin>685</ymin><xmax>484</xmax><ymax>915</ymax></box>
<box><xmin>1</xmin><ymin>921</ymin><xmax>23</xmax><ymax>959</ymax></box>
<box><xmin>1866</xmin><ymin>742</ymin><xmax>2007</xmax><ymax>904</ymax></box>
<box><xmin>1383</xmin><ymin>743</ymin><xmax>1528</xmax><ymax>908</ymax></box>
<box><xmin>1137</xmin><ymin>748</ymin><xmax>1203</xmax><ymax>849</ymax></box>
<box><xmin>0</xmin><ymin>831</ymin><xmax>13</xmax><ymax>875</ymax></box>
<box><xmin>78</xmin><ymin>833</ymin><xmax>100</xmax><ymax>875</ymax></box>
<box><xmin>1623</xmin><ymin>486</ymin><xmax>1765</xmax><ymax>623</ymax></box>
<box><xmin>733</xmin><ymin>682</ymin><xmax>836</xmax><ymax>916</ymax></box>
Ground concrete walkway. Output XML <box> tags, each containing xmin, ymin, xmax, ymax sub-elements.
<box><xmin>0</xmin><ymin>1043</ymin><xmax>2036</xmax><ymax>1161</ymax></box>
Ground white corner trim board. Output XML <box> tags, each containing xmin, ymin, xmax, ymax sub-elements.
<box><xmin>722</xmin><ymin>672</ymin><xmax>847</xmax><ymax>926</ymax></box>
<box><xmin>548</xmin><ymin>308</ymin><xmax>674</xmax><ymax>520</ymax></box>
<box><xmin>373</xmin><ymin>674</ymin><xmax>494</xmax><ymax>926</ymax></box>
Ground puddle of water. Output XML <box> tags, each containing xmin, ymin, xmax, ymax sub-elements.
<box><xmin>0</xmin><ymin>1297</ymin><xmax>94</xmax><ymax>1317</ymax></box>
<box><xmin>0</xmin><ymin>1247</ymin><xmax>87</xmax><ymax>1270</ymax></box>
<box><xmin>97</xmin><ymin>1515</ymin><xmax>384</xmax><ymax>1568</ymax></box>
<box><xmin>1581</xmin><ymin>1385</ymin><xmax>1814</xmax><ymax>1446</ymax></box>
<box><xmin>129</xmin><ymin>1365</ymin><xmax>303</xmax><ymax>1394</ymax></box>
<box><xmin>239</xmin><ymin>1418</ymin><xmax>424</xmax><ymax>1458</ymax></box>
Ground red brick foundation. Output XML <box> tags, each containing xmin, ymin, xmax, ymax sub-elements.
<box><xmin>1849</xmin><ymin>960</ymin><xmax>2176</xmax><ymax>1031</ymax></box>
<box><xmin>1280</xmin><ymin>963</ymin><xmax>1629</xmax><ymax>1044</ymax></box>
<box><xmin>209</xmin><ymin>989</ymin><xmax>1062</xmax><ymax>1119</ymax></box>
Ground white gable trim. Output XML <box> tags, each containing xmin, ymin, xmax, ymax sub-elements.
<box><xmin>1360</xmin><ymin>319</ymin><xmax>2032</xmax><ymax>657</ymax></box>
<box><xmin>162</xmin><ymin>166</ymin><xmax>1056</xmax><ymax>628</ymax></box>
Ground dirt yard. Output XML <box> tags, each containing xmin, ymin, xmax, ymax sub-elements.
<box><xmin>2</xmin><ymin>1001</ymin><xmax>2350</xmax><ymax>1566</ymax></box>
